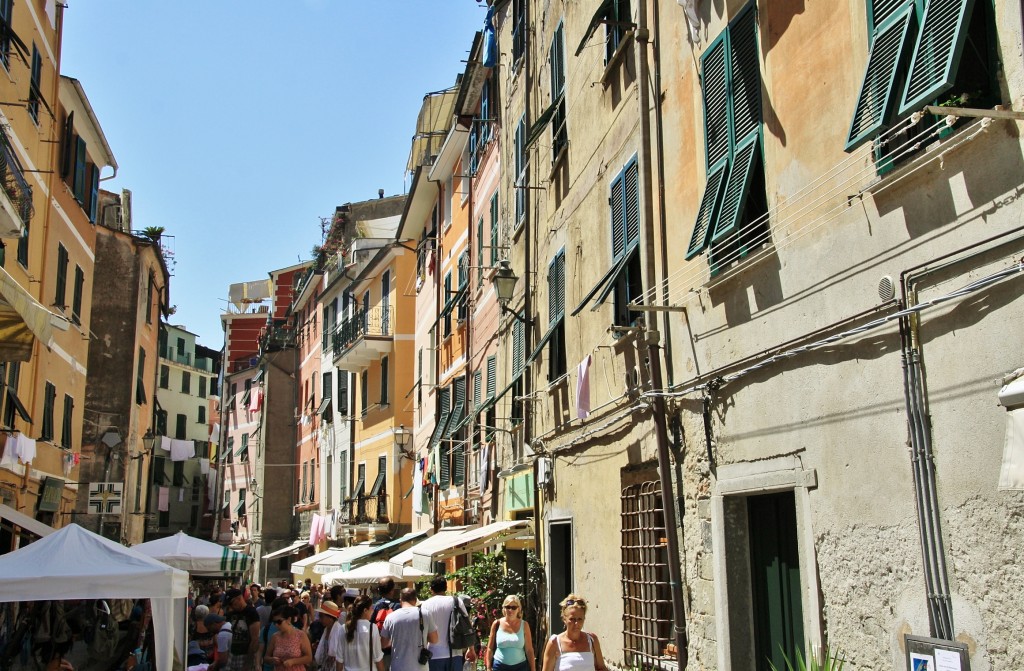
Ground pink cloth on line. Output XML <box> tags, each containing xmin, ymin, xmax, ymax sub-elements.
<box><xmin>157</xmin><ymin>486</ymin><xmax>170</xmax><ymax>512</ymax></box>
<box><xmin>576</xmin><ymin>355</ymin><xmax>592</xmax><ymax>419</ymax></box>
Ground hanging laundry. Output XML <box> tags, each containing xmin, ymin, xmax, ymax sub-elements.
<box><xmin>207</xmin><ymin>470</ymin><xmax>219</xmax><ymax>507</ymax></box>
<box><xmin>169</xmin><ymin>439</ymin><xmax>195</xmax><ymax>462</ymax></box>
<box><xmin>678</xmin><ymin>0</ymin><xmax>701</xmax><ymax>43</ymax></box>
<box><xmin>178</xmin><ymin>488</ymin><xmax>185</xmax><ymax>503</ymax></box>
<box><xmin>479</xmin><ymin>444</ymin><xmax>490</xmax><ymax>493</ymax></box>
<box><xmin>62</xmin><ymin>452</ymin><xmax>74</xmax><ymax>476</ymax></box>
<box><xmin>413</xmin><ymin>460</ymin><xmax>423</xmax><ymax>515</ymax></box>
<box><xmin>576</xmin><ymin>354</ymin><xmax>592</xmax><ymax>419</ymax></box>
<box><xmin>482</xmin><ymin>5</ymin><xmax>498</xmax><ymax>67</ymax></box>
<box><xmin>250</xmin><ymin>388</ymin><xmax>263</xmax><ymax>412</ymax></box>
<box><xmin>157</xmin><ymin>486</ymin><xmax>170</xmax><ymax>512</ymax></box>
<box><xmin>199</xmin><ymin>458</ymin><xmax>210</xmax><ymax>475</ymax></box>
<box><xmin>15</xmin><ymin>434</ymin><xmax>36</xmax><ymax>465</ymax></box>
<box><xmin>209</xmin><ymin>423</ymin><xmax>220</xmax><ymax>443</ymax></box>
<box><xmin>160</xmin><ymin>436</ymin><xmax>172</xmax><ymax>452</ymax></box>
<box><xmin>0</xmin><ymin>434</ymin><xmax>18</xmax><ymax>469</ymax></box>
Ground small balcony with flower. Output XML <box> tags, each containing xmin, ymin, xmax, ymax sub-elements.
<box><xmin>0</xmin><ymin>125</ymin><xmax>32</xmax><ymax>239</ymax></box>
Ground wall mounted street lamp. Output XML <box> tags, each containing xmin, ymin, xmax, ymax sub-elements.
<box><xmin>493</xmin><ymin>260</ymin><xmax>533</xmax><ymax>325</ymax></box>
<box><xmin>394</xmin><ymin>424</ymin><xmax>414</xmax><ymax>459</ymax></box>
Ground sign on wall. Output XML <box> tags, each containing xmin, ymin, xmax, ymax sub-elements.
<box><xmin>87</xmin><ymin>482</ymin><xmax>123</xmax><ymax>515</ymax></box>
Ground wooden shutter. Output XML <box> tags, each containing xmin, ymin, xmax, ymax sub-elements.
<box><xmin>61</xmin><ymin>111</ymin><xmax>74</xmax><ymax>178</ymax></box>
<box><xmin>89</xmin><ymin>164</ymin><xmax>100</xmax><ymax>222</ymax></box>
<box><xmin>54</xmin><ymin>244</ymin><xmax>68</xmax><ymax>306</ymax></box>
<box><xmin>898</xmin><ymin>0</ymin><xmax>976</xmax><ymax>114</ymax></box>
<box><xmin>701</xmin><ymin>37</ymin><xmax>730</xmax><ymax>168</ymax></box>
<box><xmin>712</xmin><ymin>136</ymin><xmax>761</xmax><ymax>244</ymax></box>
<box><xmin>729</xmin><ymin>7</ymin><xmax>761</xmax><ymax>146</ymax></box>
<box><xmin>512</xmin><ymin>318</ymin><xmax>525</xmax><ymax>378</ymax></box>
<box><xmin>685</xmin><ymin>162</ymin><xmax>729</xmax><ymax>259</ymax></box>
<box><xmin>477</xmin><ymin>218</ymin><xmax>485</xmax><ymax>284</ymax></box>
<box><xmin>490</xmin><ymin>192</ymin><xmax>499</xmax><ymax>264</ymax></box>
<box><xmin>61</xmin><ymin>394</ymin><xmax>73</xmax><ymax>449</ymax></box>
<box><xmin>845</xmin><ymin>4</ymin><xmax>916</xmax><ymax>150</ymax></box>
<box><xmin>74</xmin><ymin>137</ymin><xmax>87</xmax><ymax>202</ymax></box>
<box><xmin>623</xmin><ymin>159</ymin><xmax>640</xmax><ymax>248</ymax></box>
<box><xmin>610</xmin><ymin>170</ymin><xmax>625</xmax><ymax>259</ymax></box>
<box><xmin>548</xmin><ymin>251</ymin><xmax>565</xmax><ymax>325</ymax></box>
<box><xmin>487</xmin><ymin>356</ymin><xmax>497</xmax><ymax>398</ymax></box>
<box><xmin>474</xmin><ymin>371</ymin><xmax>482</xmax><ymax>409</ymax></box>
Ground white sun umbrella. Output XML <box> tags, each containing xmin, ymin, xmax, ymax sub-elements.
<box><xmin>133</xmin><ymin>530</ymin><xmax>252</xmax><ymax>576</ymax></box>
<box><xmin>321</xmin><ymin>561</ymin><xmax>429</xmax><ymax>587</ymax></box>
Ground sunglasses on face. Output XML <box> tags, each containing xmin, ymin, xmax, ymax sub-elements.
<box><xmin>503</xmin><ymin>606</ymin><xmax>518</xmax><ymax>611</ymax></box>
<box><xmin>563</xmin><ymin>599</ymin><xmax>586</xmax><ymax>606</ymax></box>
<box><xmin>273</xmin><ymin>619</ymin><xmax>285</xmax><ymax>625</ymax></box>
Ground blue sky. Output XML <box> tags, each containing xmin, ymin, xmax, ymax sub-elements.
<box><xmin>61</xmin><ymin>1</ymin><xmax>486</xmax><ymax>347</ymax></box>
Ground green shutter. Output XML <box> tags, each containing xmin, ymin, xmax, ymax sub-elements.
<box><xmin>486</xmin><ymin>356</ymin><xmax>497</xmax><ymax>398</ymax></box>
<box><xmin>452</xmin><ymin>439</ymin><xmax>465</xmax><ymax>486</ymax></box>
<box><xmin>74</xmin><ymin>137</ymin><xmax>87</xmax><ymax>202</ymax></box>
<box><xmin>610</xmin><ymin>170</ymin><xmax>625</xmax><ymax>259</ymax></box>
<box><xmin>685</xmin><ymin>161</ymin><xmax>729</xmax><ymax>259</ymax></box>
<box><xmin>54</xmin><ymin>244</ymin><xmax>68</xmax><ymax>307</ymax></box>
<box><xmin>898</xmin><ymin>0</ymin><xmax>975</xmax><ymax>115</ymax></box>
<box><xmin>474</xmin><ymin>371</ymin><xmax>482</xmax><ymax>410</ymax></box>
<box><xmin>548</xmin><ymin>250</ymin><xmax>565</xmax><ymax>324</ymax></box>
<box><xmin>872</xmin><ymin>0</ymin><xmax>914</xmax><ymax>29</ymax></box>
<box><xmin>477</xmin><ymin>218</ymin><xmax>485</xmax><ymax>285</ymax></box>
<box><xmin>512</xmin><ymin>318</ymin><xmax>525</xmax><ymax>378</ymax></box>
<box><xmin>89</xmin><ymin>164</ymin><xmax>100</xmax><ymax>222</ymax></box>
<box><xmin>711</xmin><ymin>136</ymin><xmax>761</xmax><ymax>244</ymax></box>
<box><xmin>701</xmin><ymin>37</ymin><xmax>730</xmax><ymax>167</ymax></box>
<box><xmin>729</xmin><ymin>6</ymin><xmax>761</xmax><ymax>144</ymax></box>
<box><xmin>845</xmin><ymin>5</ymin><xmax>916</xmax><ymax>150</ymax></box>
<box><xmin>430</xmin><ymin>387</ymin><xmax>452</xmax><ymax>451</ymax></box>
<box><xmin>623</xmin><ymin>159</ymin><xmax>640</xmax><ymax>248</ymax></box>
<box><xmin>490</xmin><ymin>192</ymin><xmax>500</xmax><ymax>265</ymax></box>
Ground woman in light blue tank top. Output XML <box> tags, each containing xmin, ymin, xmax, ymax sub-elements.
<box><xmin>541</xmin><ymin>595</ymin><xmax>607</xmax><ymax>671</ymax></box>
<box><xmin>486</xmin><ymin>595</ymin><xmax>535</xmax><ymax>671</ymax></box>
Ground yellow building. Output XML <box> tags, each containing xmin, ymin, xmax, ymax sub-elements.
<box><xmin>0</xmin><ymin>4</ymin><xmax>115</xmax><ymax>538</ymax></box>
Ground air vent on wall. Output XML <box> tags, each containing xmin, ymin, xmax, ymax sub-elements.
<box><xmin>878</xmin><ymin>275</ymin><xmax>895</xmax><ymax>302</ymax></box>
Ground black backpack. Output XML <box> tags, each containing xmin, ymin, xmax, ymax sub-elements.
<box><xmin>448</xmin><ymin>596</ymin><xmax>476</xmax><ymax>650</ymax></box>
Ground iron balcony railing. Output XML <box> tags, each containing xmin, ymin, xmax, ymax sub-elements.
<box><xmin>345</xmin><ymin>493</ymin><xmax>389</xmax><ymax>525</ymax></box>
<box><xmin>0</xmin><ymin>126</ymin><xmax>32</xmax><ymax>226</ymax></box>
<box><xmin>261</xmin><ymin>326</ymin><xmax>295</xmax><ymax>353</ymax></box>
<box><xmin>331</xmin><ymin>305</ymin><xmax>395</xmax><ymax>357</ymax></box>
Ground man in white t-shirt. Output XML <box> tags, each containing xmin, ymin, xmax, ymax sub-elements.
<box><xmin>420</xmin><ymin>576</ymin><xmax>476</xmax><ymax>671</ymax></box>
<box><xmin>381</xmin><ymin>588</ymin><xmax>438</xmax><ymax>671</ymax></box>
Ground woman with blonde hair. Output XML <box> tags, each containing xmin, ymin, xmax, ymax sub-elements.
<box><xmin>540</xmin><ymin>595</ymin><xmax>606</xmax><ymax>671</ymax></box>
<box><xmin>486</xmin><ymin>595</ymin><xmax>535</xmax><ymax>671</ymax></box>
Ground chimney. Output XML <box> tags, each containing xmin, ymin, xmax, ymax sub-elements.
<box><xmin>378</xmin><ymin>188</ymin><xmax>384</xmax><ymax>199</ymax></box>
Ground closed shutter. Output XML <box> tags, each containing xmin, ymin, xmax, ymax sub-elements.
<box><xmin>623</xmin><ymin>159</ymin><xmax>640</xmax><ymax>248</ymax></box>
<box><xmin>477</xmin><ymin>218</ymin><xmax>485</xmax><ymax>284</ymax></box>
<box><xmin>486</xmin><ymin>356</ymin><xmax>497</xmax><ymax>399</ymax></box>
<box><xmin>61</xmin><ymin>111</ymin><xmax>74</xmax><ymax>178</ymax></box>
<box><xmin>548</xmin><ymin>250</ymin><xmax>565</xmax><ymax>325</ymax></box>
<box><xmin>610</xmin><ymin>169</ymin><xmax>625</xmax><ymax>259</ymax></box>
<box><xmin>474</xmin><ymin>371</ymin><xmax>482</xmax><ymax>410</ymax></box>
<box><xmin>74</xmin><ymin>137</ymin><xmax>87</xmax><ymax>202</ymax></box>
<box><xmin>512</xmin><ymin>318</ymin><xmax>525</xmax><ymax>378</ymax></box>
<box><xmin>490</xmin><ymin>192</ymin><xmax>500</xmax><ymax>264</ymax></box>
<box><xmin>898</xmin><ymin>0</ymin><xmax>975</xmax><ymax>114</ymax></box>
<box><xmin>89</xmin><ymin>165</ymin><xmax>100</xmax><ymax>222</ymax></box>
<box><xmin>845</xmin><ymin>5</ymin><xmax>916</xmax><ymax>150</ymax></box>
<box><xmin>54</xmin><ymin>244</ymin><xmax>68</xmax><ymax>307</ymax></box>
<box><xmin>450</xmin><ymin>378</ymin><xmax>466</xmax><ymax>487</ymax></box>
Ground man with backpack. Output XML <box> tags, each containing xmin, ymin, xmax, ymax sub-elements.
<box><xmin>371</xmin><ymin>578</ymin><xmax>399</xmax><ymax>671</ymax></box>
<box><xmin>420</xmin><ymin>576</ymin><xmax>477</xmax><ymax>671</ymax></box>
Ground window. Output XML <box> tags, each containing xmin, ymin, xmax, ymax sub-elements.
<box><xmin>0</xmin><ymin>0</ymin><xmax>12</xmax><ymax>70</ymax></box>
<box><xmin>473</xmin><ymin>370</ymin><xmax>482</xmax><ymax>411</ymax></box>
<box><xmin>27</xmin><ymin>44</ymin><xmax>40</xmax><ymax>125</ymax></box>
<box><xmin>477</xmin><ymin>217</ymin><xmax>485</xmax><ymax>286</ymax></box>
<box><xmin>172</xmin><ymin>460</ymin><xmax>184</xmax><ymax>487</ymax></box>
<box><xmin>512</xmin><ymin>0</ymin><xmax>526</xmax><ymax>68</ymax></box>
<box><xmin>486</xmin><ymin>356</ymin><xmax>497</xmax><ymax>400</ymax></box>
<box><xmin>198</xmin><ymin>405</ymin><xmax>206</xmax><ymax>424</ymax></box>
<box><xmin>380</xmin><ymin>356</ymin><xmax>389</xmax><ymax>405</ymax></box>
<box><xmin>549</xmin><ymin>23</ymin><xmax>568</xmax><ymax>161</ymax></box>
<box><xmin>198</xmin><ymin>376</ymin><xmax>206</xmax><ymax>398</ymax></box>
<box><xmin>514</xmin><ymin>116</ymin><xmax>527</xmax><ymax>227</ymax></box>
<box><xmin>430</xmin><ymin>386</ymin><xmax>452</xmax><ymax>463</ymax></box>
<box><xmin>239</xmin><ymin>434</ymin><xmax>249</xmax><ymax>462</ymax></box>
<box><xmin>71</xmin><ymin>265</ymin><xmax>84</xmax><ymax>324</ymax></box>
<box><xmin>73</xmin><ymin>137</ymin><xmax>87</xmax><ymax>203</ymax></box>
<box><xmin>441</xmin><ymin>377</ymin><xmax>466</xmax><ymax>489</ymax></box>
<box><xmin>457</xmin><ymin>252</ymin><xmax>469</xmax><ymax>322</ymax></box>
<box><xmin>381</xmin><ymin>270</ymin><xmax>391</xmax><ymax>335</ymax></box>
<box><xmin>1</xmin><ymin>362</ymin><xmax>27</xmax><ymax>428</ymax></box>
<box><xmin>181</xmin><ymin>371</ymin><xmax>191</xmax><ymax>394</ymax></box>
<box><xmin>846</xmin><ymin>0</ymin><xmax>997</xmax><ymax>152</ymax></box>
<box><xmin>210</xmin><ymin>376</ymin><xmax>219</xmax><ymax>397</ymax></box>
<box><xmin>145</xmin><ymin>272</ymin><xmax>154</xmax><ymax>324</ymax></box>
<box><xmin>54</xmin><ymin>244</ymin><xmax>68</xmax><ymax>308</ymax></box>
<box><xmin>159</xmin><ymin>365</ymin><xmax>169</xmax><ymax>389</ymax></box>
<box><xmin>443</xmin><ymin>271</ymin><xmax>453</xmax><ymax>337</ymax></box>
<box><xmin>41</xmin><ymin>382</ymin><xmax>55</xmax><ymax>441</ymax></box>
<box><xmin>16</xmin><ymin>218</ymin><xmax>27</xmax><ymax>267</ymax></box>
<box><xmin>60</xmin><ymin>394</ymin><xmax>73</xmax><ymax>449</ymax></box>
<box><xmin>301</xmin><ymin>461</ymin><xmax>308</xmax><ymax>502</ymax></box>
<box><xmin>175</xmin><ymin>413</ymin><xmax>186</xmax><ymax>440</ymax></box>
<box><xmin>338</xmin><ymin>372</ymin><xmax>349</xmax><ymax>417</ymax></box>
<box><xmin>136</xmin><ymin>348</ymin><xmax>147</xmax><ymax>405</ymax></box>
<box><xmin>511</xmin><ymin>315</ymin><xmax>525</xmax><ymax>426</ymax></box>
<box><xmin>604</xmin><ymin>0</ymin><xmax>632</xmax><ymax>62</ymax></box>
<box><xmin>361</xmin><ymin>370</ymin><xmax>369</xmax><ymax>416</ymax></box>
<box><xmin>528</xmin><ymin>251</ymin><xmax>567</xmax><ymax>380</ymax></box>
<box><xmin>152</xmin><ymin>456</ymin><xmax>166</xmax><ymax>485</ymax></box>
<box><xmin>684</xmin><ymin>5</ymin><xmax>768</xmax><ymax>274</ymax></box>
<box><xmin>490</xmin><ymin>191</ymin><xmax>500</xmax><ymax>265</ymax></box>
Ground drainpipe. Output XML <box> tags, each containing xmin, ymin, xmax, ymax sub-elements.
<box><xmin>637</xmin><ymin>1</ymin><xmax>688</xmax><ymax>666</ymax></box>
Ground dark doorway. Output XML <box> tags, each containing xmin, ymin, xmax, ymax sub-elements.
<box><xmin>548</xmin><ymin>520</ymin><xmax>573</xmax><ymax>629</ymax></box>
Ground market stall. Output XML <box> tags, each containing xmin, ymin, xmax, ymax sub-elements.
<box><xmin>321</xmin><ymin>560</ymin><xmax>429</xmax><ymax>587</ymax></box>
<box><xmin>0</xmin><ymin>523</ymin><xmax>188</xmax><ymax>671</ymax></box>
<box><xmin>133</xmin><ymin>530</ymin><xmax>252</xmax><ymax>576</ymax></box>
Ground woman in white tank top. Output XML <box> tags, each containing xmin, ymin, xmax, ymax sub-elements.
<box><xmin>540</xmin><ymin>595</ymin><xmax>607</xmax><ymax>671</ymax></box>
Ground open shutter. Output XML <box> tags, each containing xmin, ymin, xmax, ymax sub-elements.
<box><xmin>685</xmin><ymin>162</ymin><xmax>729</xmax><ymax>259</ymax></box>
<box><xmin>623</xmin><ymin>159</ymin><xmax>640</xmax><ymax>249</ymax></box>
<box><xmin>512</xmin><ymin>318</ymin><xmax>525</xmax><ymax>378</ymax></box>
<box><xmin>548</xmin><ymin>251</ymin><xmax>565</xmax><ymax>324</ymax></box>
<box><xmin>487</xmin><ymin>356</ymin><xmax>497</xmax><ymax>399</ymax></box>
<box><xmin>490</xmin><ymin>192</ymin><xmax>500</xmax><ymax>264</ymax></box>
<box><xmin>474</xmin><ymin>371</ymin><xmax>482</xmax><ymax>410</ymax></box>
<box><xmin>74</xmin><ymin>137</ymin><xmax>87</xmax><ymax>202</ymax></box>
<box><xmin>686</xmin><ymin>36</ymin><xmax>730</xmax><ymax>259</ymax></box>
<box><xmin>89</xmin><ymin>164</ymin><xmax>100</xmax><ymax>222</ymax></box>
<box><xmin>711</xmin><ymin>136</ymin><xmax>761</xmax><ymax>244</ymax></box>
<box><xmin>451</xmin><ymin>379</ymin><xmax>466</xmax><ymax>486</ymax></box>
<box><xmin>610</xmin><ymin>170</ymin><xmax>625</xmax><ymax>259</ymax></box>
<box><xmin>898</xmin><ymin>0</ymin><xmax>976</xmax><ymax>114</ymax></box>
<box><xmin>729</xmin><ymin>7</ymin><xmax>761</xmax><ymax>144</ymax></box>
<box><xmin>61</xmin><ymin>111</ymin><xmax>74</xmax><ymax>178</ymax></box>
<box><xmin>845</xmin><ymin>4</ymin><xmax>916</xmax><ymax>150</ymax></box>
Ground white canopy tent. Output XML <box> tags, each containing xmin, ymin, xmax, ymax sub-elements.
<box><xmin>0</xmin><ymin>524</ymin><xmax>188</xmax><ymax>671</ymax></box>
<box><xmin>321</xmin><ymin>561</ymin><xmax>429</xmax><ymax>587</ymax></box>
<box><xmin>133</xmin><ymin>531</ymin><xmax>253</xmax><ymax>576</ymax></box>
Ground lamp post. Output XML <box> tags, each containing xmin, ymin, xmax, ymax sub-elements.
<box><xmin>492</xmin><ymin>260</ymin><xmax>533</xmax><ymax>325</ymax></box>
<box><xmin>394</xmin><ymin>424</ymin><xmax>412</xmax><ymax>453</ymax></box>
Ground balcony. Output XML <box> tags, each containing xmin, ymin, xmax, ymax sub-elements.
<box><xmin>331</xmin><ymin>305</ymin><xmax>394</xmax><ymax>371</ymax></box>
<box><xmin>260</xmin><ymin>325</ymin><xmax>295</xmax><ymax>354</ymax></box>
<box><xmin>343</xmin><ymin>494</ymin><xmax>389</xmax><ymax>526</ymax></box>
<box><xmin>0</xmin><ymin>127</ymin><xmax>32</xmax><ymax>239</ymax></box>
